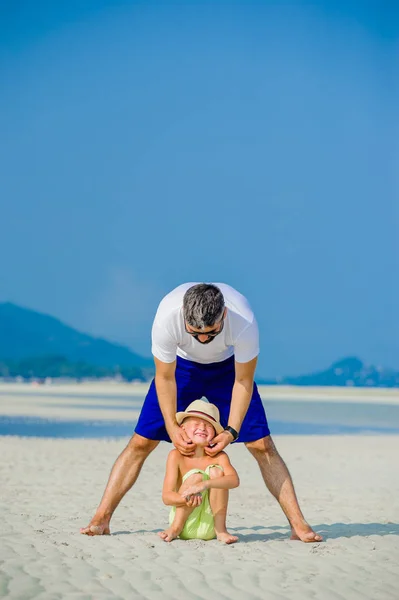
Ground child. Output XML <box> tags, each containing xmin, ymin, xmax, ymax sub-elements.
<box><xmin>158</xmin><ymin>399</ymin><xmax>239</xmax><ymax>544</ymax></box>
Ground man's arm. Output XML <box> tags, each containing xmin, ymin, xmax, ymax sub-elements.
<box><xmin>154</xmin><ymin>357</ymin><xmax>195</xmax><ymax>456</ymax></box>
<box><xmin>228</xmin><ymin>356</ymin><xmax>258</xmax><ymax>432</ymax></box>
<box><xmin>205</xmin><ymin>356</ymin><xmax>257</xmax><ymax>456</ymax></box>
<box><xmin>154</xmin><ymin>357</ymin><xmax>178</xmax><ymax>435</ymax></box>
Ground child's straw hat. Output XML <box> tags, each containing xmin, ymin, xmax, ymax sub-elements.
<box><xmin>176</xmin><ymin>399</ymin><xmax>224</xmax><ymax>435</ymax></box>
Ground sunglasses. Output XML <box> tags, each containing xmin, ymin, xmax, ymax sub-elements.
<box><xmin>185</xmin><ymin>318</ymin><xmax>225</xmax><ymax>341</ymax></box>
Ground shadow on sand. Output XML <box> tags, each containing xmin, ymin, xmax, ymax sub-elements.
<box><xmin>230</xmin><ymin>522</ymin><xmax>399</xmax><ymax>542</ymax></box>
<box><xmin>112</xmin><ymin>522</ymin><xmax>399</xmax><ymax>541</ymax></box>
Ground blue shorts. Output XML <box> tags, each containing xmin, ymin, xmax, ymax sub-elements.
<box><xmin>135</xmin><ymin>355</ymin><xmax>270</xmax><ymax>443</ymax></box>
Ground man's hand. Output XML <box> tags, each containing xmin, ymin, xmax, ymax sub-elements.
<box><xmin>170</xmin><ymin>423</ymin><xmax>196</xmax><ymax>456</ymax></box>
<box><xmin>204</xmin><ymin>430</ymin><xmax>234</xmax><ymax>457</ymax></box>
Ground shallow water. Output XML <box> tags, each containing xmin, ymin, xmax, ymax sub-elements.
<box><xmin>1</xmin><ymin>413</ymin><xmax>399</xmax><ymax>438</ymax></box>
<box><xmin>33</xmin><ymin>398</ymin><xmax>399</xmax><ymax>428</ymax></box>
<box><xmin>1</xmin><ymin>389</ymin><xmax>399</xmax><ymax>438</ymax></box>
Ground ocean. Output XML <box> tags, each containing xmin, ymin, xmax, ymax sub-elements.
<box><xmin>1</xmin><ymin>388</ymin><xmax>399</xmax><ymax>438</ymax></box>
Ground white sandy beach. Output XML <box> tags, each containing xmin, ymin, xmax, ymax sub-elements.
<box><xmin>1</xmin><ymin>385</ymin><xmax>399</xmax><ymax>599</ymax></box>
<box><xmin>1</xmin><ymin>435</ymin><xmax>398</xmax><ymax>599</ymax></box>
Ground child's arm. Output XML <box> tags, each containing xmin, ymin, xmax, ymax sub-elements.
<box><xmin>161</xmin><ymin>450</ymin><xmax>188</xmax><ymax>507</ymax></box>
<box><xmin>207</xmin><ymin>452</ymin><xmax>240</xmax><ymax>490</ymax></box>
<box><xmin>181</xmin><ymin>452</ymin><xmax>239</xmax><ymax>498</ymax></box>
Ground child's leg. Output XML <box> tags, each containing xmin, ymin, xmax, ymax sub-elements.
<box><xmin>158</xmin><ymin>473</ymin><xmax>204</xmax><ymax>542</ymax></box>
<box><xmin>208</xmin><ymin>467</ymin><xmax>238</xmax><ymax>544</ymax></box>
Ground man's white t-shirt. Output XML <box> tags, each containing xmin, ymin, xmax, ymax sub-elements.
<box><xmin>151</xmin><ymin>283</ymin><xmax>259</xmax><ymax>365</ymax></box>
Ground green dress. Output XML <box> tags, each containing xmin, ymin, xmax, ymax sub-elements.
<box><xmin>169</xmin><ymin>464</ymin><xmax>223</xmax><ymax>540</ymax></box>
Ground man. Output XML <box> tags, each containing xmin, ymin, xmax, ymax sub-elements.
<box><xmin>81</xmin><ymin>282</ymin><xmax>322</xmax><ymax>542</ymax></box>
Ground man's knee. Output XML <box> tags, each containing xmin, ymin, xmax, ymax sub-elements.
<box><xmin>127</xmin><ymin>433</ymin><xmax>159</xmax><ymax>457</ymax></box>
<box><xmin>209</xmin><ymin>467</ymin><xmax>224</xmax><ymax>479</ymax></box>
<box><xmin>245</xmin><ymin>435</ymin><xmax>277</xmax><ymax>459</ymax></box>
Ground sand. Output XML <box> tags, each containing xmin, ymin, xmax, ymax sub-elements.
<box><xmin>1</xmin><ymin>433</ymin><xmax>399</xmax><ymax>600</ymax></box>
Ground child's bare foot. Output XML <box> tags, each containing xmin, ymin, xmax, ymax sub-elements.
<box><xmin>158</xmin><ymin>527</ymin><xmax>181</xmax><ymax>542</ymax></box>
<box><xmin>216</xmin><ymin>531</ymin><xmax>239</xmax><ymax>544</ymax></box>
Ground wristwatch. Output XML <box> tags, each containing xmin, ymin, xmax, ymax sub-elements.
<box><xmin>224</xmin><ymin>426</ymin><xmax>239</xmax><ymax>441</ymax></box>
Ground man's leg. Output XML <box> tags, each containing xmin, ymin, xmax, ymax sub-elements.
<box><xmin>206</xmin><ymin>363</ymin><xmax>321</xmax><ymax>543</ymax></box>
<box><xmin>245</xmin><ymin>436</ymin><xmax>323</xmax><ymax>542</ymax></box>
<box><xmin>80</xmin><ymin>434</ymin><xmax>159</xmax><ymax>535</ymax></box>
<box><xmin>208</xmin><ymin>467</ymin><xmax>238</xmax><ymax>544</ymax></box>
<box><xmin>81</xmin><ymin>360</ymin><xmax>203</xmax><ymax>536</ymax></box>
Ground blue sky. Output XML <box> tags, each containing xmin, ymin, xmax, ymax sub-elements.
<box><xmin>1</xmin><ymin>1</ymin><xmax>398</xmax><ymax>377</ymax></box>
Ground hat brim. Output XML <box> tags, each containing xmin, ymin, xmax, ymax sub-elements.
<box><xmin>176</xmin><ymin>410</ymin><xmax>224</xmax><ymax>435</ymax></box>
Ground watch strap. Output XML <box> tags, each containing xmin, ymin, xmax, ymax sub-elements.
<box><xmin>225</xmin><ymin>426</ymin><xmax>239</xmax><ymax>441</ymax></box>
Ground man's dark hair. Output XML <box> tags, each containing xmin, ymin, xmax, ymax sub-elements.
<box><xmin>183</xmin><ymin>284</ymin><xmax>225</xmax><ymax>329</ymax></box>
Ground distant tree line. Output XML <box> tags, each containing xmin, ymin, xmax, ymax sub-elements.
<box><xmin>0</xmin><ymin>355</ymin><xmax>153</xmax><ymax>382</ymax></box>
<box><xmin>1</xmin><ymin>354</ymin><xmax>398</xmax><ymax>388</ymax></box>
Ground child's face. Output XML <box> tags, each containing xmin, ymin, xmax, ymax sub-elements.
<box><xmin>181</xmin><ymin>417</ymin><xmax>216</xmax><ymax>446</ymax></box>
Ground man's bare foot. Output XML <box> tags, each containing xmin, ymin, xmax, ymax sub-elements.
<box><xmin>80</xmin><ymin>517</ymin><xmax>111</xmax><ymax>536</ymax></box>
<box><xmin>158</xmin><ymin>527</ymin><xmax>181</xmax><ymax>542</ymax></box>
<box><xmin>216</xmin><ymin>531</ymin><xmax>239</xmax><ymax>544</ymax></box>
<box><xmin>290</xmin><ymin>523</ymin><xmax>323</xmax><ymax>543</ymax></box>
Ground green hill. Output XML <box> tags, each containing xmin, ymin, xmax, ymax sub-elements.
<box><xmin>258</xmin><ymin>357</ymin><xmax>399</xmax><ymax>388</ymax></box>
<box><xmin>0</xmin><ymin>302</ymin><xmax>153</xmax><ymax>374</ymax></box>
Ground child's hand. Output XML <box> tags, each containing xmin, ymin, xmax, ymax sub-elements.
<box><xmin>181</xmin><ymin>481</ymin><xmax>208</xmax><ymax>499</ymax></box>
<box><xmin>182</xmin><ymin>493</ymin><xmax>203</xmax><ymax>507</ymax></box>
